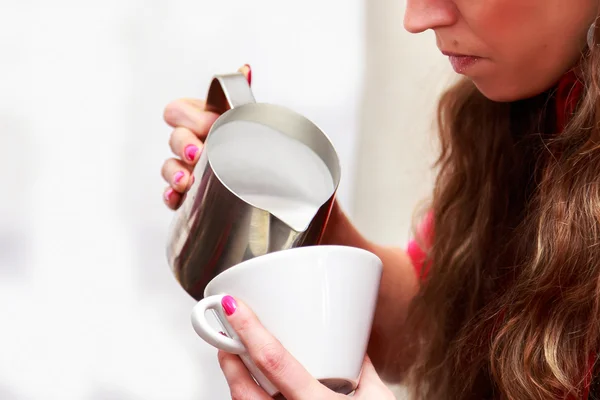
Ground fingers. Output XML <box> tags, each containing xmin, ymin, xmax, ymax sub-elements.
<box><xmin>218</xmin><ymin>350</ymin><xmax>272</xmax><ymax>400</ymax></box>
<box><xmin>220</xmin><ymin>296</ymin><xmax>327</xmax><ymax>400</ymax></box>
<box><xmin>162</xmin><ymin>64</ymin><xmax>252</xmax><ymax>211</ymax></box>
<box><xmin>161</xmin><ymin>158</ymin><xmax>193</xmax><ymax>192</ymax></box>
<box><xmin>354</xmin><ymin>355</ymin><xmax>395</xmax><ymax>398</ymax></box>
<box><xmin>168</xmin><ymin>127</ymin><xmax>204</xmax><ymax>166</ymax></box>
<box><xmin>238</xmin><ymin>64</ymin><xmax>252</xmax><ymax>85</ymax></box>
<box><xmin>163</xmin><ymin>64</ymin><xmax>251</xmax><ymax>137</ymax></box>
<box><xmin>163</xmin><ymin>99</ymin><xmax>220</xmax><ymax>140</ymax></box>
<box><xmin>163</xmin><ymin>186</ymin><xmax>184</xmax><ymax>210</ymax></box>
<box><xmin>355</xmin><ymin>355</ymin><xmax>380</xmax><ymax>390</ymax></box>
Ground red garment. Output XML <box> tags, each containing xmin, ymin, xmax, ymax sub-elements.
<box><xmin>406</xmin><ymin>72</ymin><xmax>592</xmax><ymax>398</ymax></box>
<box><xmin>555</xmin><ymin>70</ymin><xmax>584</xmax><ymax>133</ymax></box>
<box><xmin>406</xmin><ymin>210</ymin><xmax>433</xmax><ymax>278</ymax></box>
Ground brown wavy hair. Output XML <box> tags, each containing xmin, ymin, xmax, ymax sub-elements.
<box><xmin>404</xmin><ymin>49</ymin><xmax>600</xmax><ymax>399</ymax></box>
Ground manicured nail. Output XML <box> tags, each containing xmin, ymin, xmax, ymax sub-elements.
<box><xmin>173</xmin><ymin>171</ymin><xmax>184</xmax><ymax>184</ymax></box>
<box><xmin>221</xmin><ymin>295</ymin><xmax>237</xmax><ymax>316</ymax></box>
<box><xmin>164</xmin><ymin>188</ymin><xmax>174</xmax><ymax>202</ymax></box>
<box><xmin>244</xmin><ymin>64</ymin><xmax>252</xmax><ymax>85</ymax></box>
<box><xmin>184</xmin><ymin>144</ymin><xmax>198</xmax><ymax>161</ymax></box>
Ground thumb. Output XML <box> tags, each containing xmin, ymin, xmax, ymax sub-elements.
<box><xmin>354</xmin><ymin>355</ymin><xmax>389</xmax><ymax>394</ymax></box>
<box><xmin>237</xmin><ymin>64</ymin><xmax>252</xmax><ymax>86</ymax></box>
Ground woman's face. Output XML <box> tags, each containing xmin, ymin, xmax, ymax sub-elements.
<box><xmin>404</xmin><ymin>0</ymin><xmax>598</xmax><ymax>101</ymax></box>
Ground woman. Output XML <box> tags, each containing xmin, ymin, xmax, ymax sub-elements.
<box><xmin>160</xmin><ymin>0</ymin><xmax>600</xmax><ymax>398</ymax></box>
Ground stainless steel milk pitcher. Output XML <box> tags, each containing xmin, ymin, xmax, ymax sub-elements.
<box><xmin>166</xmin><ymin>71</ymin><xmax>341</xmax><ymax>300</ymax></box>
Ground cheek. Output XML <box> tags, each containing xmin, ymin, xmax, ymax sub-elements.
<box><xmin>463</xmin><ymin>0</ymin><xmax>592</xmax><ymax>99</ymax></box>
<box><xmin>467</xmin><ymin>1</ymin><xmax>551</xmax><ymax>55</ymax></box>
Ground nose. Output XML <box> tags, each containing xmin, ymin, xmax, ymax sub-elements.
<box><xmin>404</xmin><ymin>0</ymin><xmax>458</xmax><ymax>34</ymax></box>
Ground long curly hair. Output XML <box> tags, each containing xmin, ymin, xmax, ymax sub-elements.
<box><xmin>404</xmin><ymin>47</ymin><xmax>600</xmax><ymax>399</ymax></box>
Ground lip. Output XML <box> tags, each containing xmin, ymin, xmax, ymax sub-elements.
<box><xmin>441</xmin><ymin>51</ymin><xmax>482</xmax><ymax>74</ymax></box>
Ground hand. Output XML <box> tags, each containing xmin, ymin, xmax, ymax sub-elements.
<box><xmin>217</xmin><ymin>296</ymin><xmax>396</xmax><ymax>399</ymax></box>
<box><xmin>160</xmin><ymin>64</ymin><xmax>252</xmax><ymax>209</ymax></box>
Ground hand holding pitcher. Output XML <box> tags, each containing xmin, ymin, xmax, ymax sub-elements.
<box><xmin>163</xmin><ymin>66</ymin><xmax>341</xmax><ymax>301</ymax></box>
<box><xmin>161</xmin><ymin>65</ymin><xmax>252</xmax><ymax>209</ymax></box>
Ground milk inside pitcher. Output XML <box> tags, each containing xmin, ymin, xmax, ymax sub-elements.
<box><xmin>207</xmin><ymin>120</ymin><xmax>335</xmax><ymax>231</ymax></box>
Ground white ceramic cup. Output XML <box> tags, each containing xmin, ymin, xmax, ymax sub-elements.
<box><xmin>190</xmin><ymin>245</ymin><xmax>382</xmax><ymax>397</ymax></box>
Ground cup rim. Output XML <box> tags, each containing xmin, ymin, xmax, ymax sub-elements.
<box><xmin>203</xmin><ymin>245</ymin><xmax>382</xmax><ymax>297</ymax></box>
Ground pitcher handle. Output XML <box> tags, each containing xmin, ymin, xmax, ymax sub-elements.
<box><xmin>205</xmin><ymin>72</ymin><xmax>256</xmax><ymax>114</ymax></box>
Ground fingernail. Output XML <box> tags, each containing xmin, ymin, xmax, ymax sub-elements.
<box><xmin>221</xmin><ymin>295</ymin><xmax>237</xmax><ymax>316</ymax></box>
<box><xmin>173</xmin><ymin>171</ymin><xmax>184</xmax><ymax>184</ymax></box>
<box><xmin>244</xmin><ymin>64</ymin><xmax>252</xmax><ymax>85</ymax></box>
<box><xmin>184</xmin><ymin>144</ymin><xmax>198</xmax><ymax>161</ymax></box>
<box><xmin>164</xmin><ymin>188</ymin><xmax>174</xmax><ymax>202</ymax></box>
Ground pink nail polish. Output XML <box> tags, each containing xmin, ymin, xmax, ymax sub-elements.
<box><xmin>221</xmin><ymin>295</ymin><xmax>237</xmax><ymax>316</ymax></box>
<box><xmin>164</xmin><ymin>188</ymin><xmax>174</xmax><ymax>202</ymax></box>
<box><xmin>174</xmin><ymin>171</ymin><xmax>185</xmax><ymax>184</ymax></box>
<box><xmin>185</xmin><ymin>145</ymin><xmax>198</xmax><ymax>161</ymax></box>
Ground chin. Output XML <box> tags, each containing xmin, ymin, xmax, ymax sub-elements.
<box><xmin>471</xmin><ymin>77</ymin><xmax>554</xmax><ymax>103</ymax></box>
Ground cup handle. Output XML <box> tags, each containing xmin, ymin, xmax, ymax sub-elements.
<box><xmin>205</xmin><ymin>72</ymin><xmax>256</xmax><ymax>115</ymax></box>
<box><xmin>191</xmin><ymin>294</ymin><xmax>246</xmax><ymax>354</ymax></box>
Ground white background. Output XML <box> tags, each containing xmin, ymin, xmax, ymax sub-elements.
<box><xmin>0</xmin><ymin>1</ymin><xmax>448</xmax><ymax>398</ymax></box>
